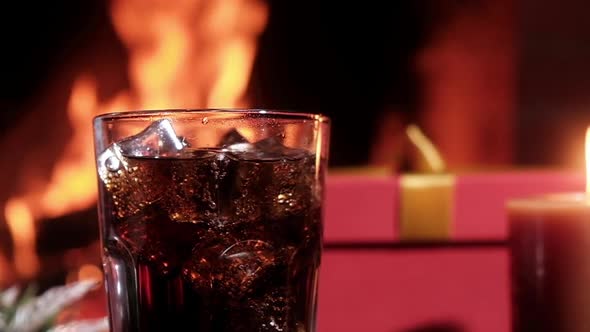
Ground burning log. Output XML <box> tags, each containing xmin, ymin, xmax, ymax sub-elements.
<box><xmin>32</xmin><ymin>208</ymin><xmax>100</xmax><ymax>290</ymax></box>
<box><xmin>37</xmin><ymin>208</ymin><xmax>99</xmax><ymax>256</ymax></box>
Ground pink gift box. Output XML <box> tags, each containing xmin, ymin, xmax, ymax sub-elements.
<box><xmin>323</xmin><ymin>170</ymin><xmax>585</xmax><ymax>242</ymax></box>
<box><xmin>454</xmin><ymin>171</ymin><xmax>584</xmax><ymax>240</ymax></box>
<box><xmin>324</xmin><ymin>174</ymin><xmax>398</xmax><ymax>242</ymax></box>
<box><xmin>319</xmin><ymin>170</ymin><xmax>585</xmax><ymax>332</ymax></box>
<box><xmin>318</xmin><ymin>248</ymin><xmax>509</xmax><ymax>332</ymax></box>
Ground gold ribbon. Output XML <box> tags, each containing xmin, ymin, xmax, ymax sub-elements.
<box><xmin>399</xmin><ymin>125</ymin><xmax>454</xmax><ymax>241</ymax></box>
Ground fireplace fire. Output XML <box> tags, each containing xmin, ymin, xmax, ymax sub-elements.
<box><xmin>0</xmin><ymin>0</ymin><xmax>268</xmax><ymax>288</ymax></box>
<box><xmin>0</xmin><ymin>0</ymin><xmax>518</xmax><ymax>297</ymax></box>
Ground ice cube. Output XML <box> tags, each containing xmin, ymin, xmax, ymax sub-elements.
<box><xmin>161</xmin><ymin>150</ymin><xmax>228</xmax><ymax>223</ymax></box>
<box><xmin>265</xmin><ymin>155</ymin><xmax>316</xmax><ymax>220</ymax></box>
<box><xmin>226</xmin><ymin>161</ymin><xmax>265</xmax><ymax>221</ymax></box>
<box><xmin>182</xmin><ymin>239</ymin><xmax>276</xmax><ymax>298</ymax></box>
<box><xmin>181</xmin><ymin>240</ymin><xmax>223</xmax><ymax>295</ymax></box>
<box><xmin>219</xmin><ymin>240</ymin><xmax>275</xmax><ymax>296</ymax></box>
<box><xmin>219</xmin><ymin>130</ymin><xmax>256</xmax><ymax>156</ymax></box>
<box><xmin>116</xmin><ymin>206</ymin><xmax>206</xmax><ymax>276</ymax></box>
<box><xmin>118</xmin><ymin>118</ymin><xmax>186</xmax><ymax>157</ymax></box>
<box><xmin>116</xmin><ymin>212</ymin><xmax>177</xmax><ymax>275</ymax></box>
<box><xmin>227</xmin><ymin>287</ymin><xmax>291</xmax><ymax>332</ymax></box>
<box><xmin>216</xmin><ymin>130</ymin><xmax>319</xmax><ymax>224</ymax></box>
<box><xmin>253</xmin><ymin>137</ymin><xmax>292</xmax><ymax>159</ymax></box>
<box><xmin>98</xmin><ymin>153</ymin><xmax>166</xmax><ymax>218</ymax></box>
<box><xmin>97</xmin><ymin>119</ymin><xmax>185</xmax><ymax>218</ymax></box>
<box><xmin>218</xmin><ymin>158</ymin><xmax>317</xmax><ymax>242</ymax></box>
<box><xmin>239</xmin><ymin>136</ymin><xmax>308</xmax><ymax>161</ymax></box>
<box><xmin>219</xmin><ymin>129</ymin><xmax>308</xmax><ymax>160</ymax></box>
<box><xmin>219</xmin><ymin>135</ymin><xmax>317</xmax><ymax>223</ymax></box>
<box><xmin>218</xmin><ymin>128</ymin><xmax>253</xmax><ymax>156</ymax></box>
<box><xmin>219</xmin><ymin>128</ymin><xmax>250</xmax><ymax>147</ymax></box>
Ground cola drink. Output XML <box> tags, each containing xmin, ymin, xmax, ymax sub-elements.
<box><xmin>96</xmin><ymin>120</ymin><xmax>324</xmax><ymax>332</ymax></box>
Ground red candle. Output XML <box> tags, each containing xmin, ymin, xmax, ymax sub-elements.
<box><xmin>508</xmin><ymin>128</ymin><xmax>590</xmax><ymax>332</ymax></box>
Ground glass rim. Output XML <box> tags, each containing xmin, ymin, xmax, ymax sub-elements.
<box><xmin>93</xmin><ymin>108</ymin><xmax>330</xmax><ymax>124</ymax></box>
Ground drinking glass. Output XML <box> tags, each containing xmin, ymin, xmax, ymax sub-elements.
<box><xmin>93</xmin><ymin>109</ymin><xmax>330</xmax><ymax>332</ymax></box>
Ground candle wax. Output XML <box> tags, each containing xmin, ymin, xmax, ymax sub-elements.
<box><xmin>508</xmin><ymin>193</ymin><xmax>590</xmax><ymax>332</ymax></box>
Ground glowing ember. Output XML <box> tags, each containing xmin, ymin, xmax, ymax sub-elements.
<box><xmin>3</xmin><ymin>0</ymin><xmax>268</xmax><ymax>279</ymax></box>
<box><xmin>4</xmin><ymin>199</ymin><xmax>39</xmax><ymax>278</ymax></box>
<box><xmin>77</xmin><ymin>264</ymin><xmax>103</xmax><ymax>284</ymax></box>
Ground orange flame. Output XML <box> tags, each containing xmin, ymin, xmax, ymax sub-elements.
<box><xmin>4</xmin><ymin>0</ymin><xmax>268</xmax><ymax>279</ymax></box>
<box><xmin>40</xmin><ymin>77</ymin><xmax>100</xmax><ymax>218</ymax></box>
<box><xmin>586</xmin><ymin>127</ymin><xmax>590</xmax><ymax>194</ymax></box>
<box><xmin>111</xmin><ymin>0</ymin><xmax>268</xmax><ymax>109</ymax></box>
<box><xmin>39</xmin><ymin>0</ymin><xmax>267</xmax><ymax>218</ymax></box>
<box><xmin>4</xmin><ymin>199</ymin><xmax>39</xmax><ymax>278</ymax></box>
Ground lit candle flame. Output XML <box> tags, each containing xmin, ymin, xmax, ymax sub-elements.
<box><xmin>586</xmin><ymin>127</ymin><xmax>590</xmax><ymax>194</ymax></box>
